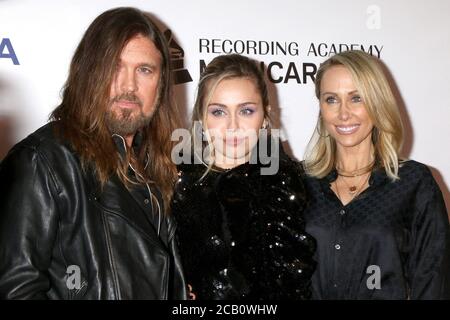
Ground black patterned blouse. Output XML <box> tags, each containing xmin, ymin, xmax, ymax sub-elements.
<box><xmin>303</xmin><ymin>160</ymin><xmax>450</xmax><ymax>299</ymax></box>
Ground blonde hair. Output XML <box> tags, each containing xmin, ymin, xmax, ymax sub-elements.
<box><xmin>304</xmin><ymin>50</ymin><xmax>404</xmax><ymax>181</ymax></box>
<box><xmin>191</xmin><ymin>54</ymin><xmax>271</xmax><ymax>179</ymax></box>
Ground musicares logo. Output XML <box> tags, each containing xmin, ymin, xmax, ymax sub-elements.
<box><xmin>164</xmin><ymin>29</ymin><xmax>193</xmax><ymax>85</ymax></box>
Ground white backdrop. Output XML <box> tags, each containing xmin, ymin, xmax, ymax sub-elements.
<box><xmin>1</xmin><ymin>0</ymin><xmax>449</xmax><ymax>212</ymax></box>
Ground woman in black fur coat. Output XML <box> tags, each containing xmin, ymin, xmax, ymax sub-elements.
<box><xmin>172</xmin><ymin>54</ymin><xmax>316</xmax><ymax>300</ymax></box>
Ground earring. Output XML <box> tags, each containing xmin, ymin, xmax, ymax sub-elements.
<box><xmin>198</xmin><ymin>121</ymin><xmax>205</xmax><ymax>138</ymax></box>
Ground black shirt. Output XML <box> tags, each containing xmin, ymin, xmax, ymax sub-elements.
<box><xmin>112</xmin><ymin>133</ymin><xmax>167</xmax><ymax>242</ymax></box>
<box><xmin>303</xmin><ymin>160</ymin><xmax>450</xmax><ymax>299</ymax></box>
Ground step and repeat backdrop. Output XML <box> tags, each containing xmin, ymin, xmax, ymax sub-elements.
<box><xmin>1</xmin><ymin>0</ymin><xmax>449</xmax><ymax>210</ymax></box>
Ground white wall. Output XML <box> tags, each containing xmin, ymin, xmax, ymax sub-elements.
<box><xmin>1</xmin><ymin>0</ymin><xmax>449</xmax><ymax>211</ymax></box>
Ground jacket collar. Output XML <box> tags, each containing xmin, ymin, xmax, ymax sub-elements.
<box><xmin>111</xmin><ymin>132</ymin><xmax>149</xmax><ymax>169</ymax></box>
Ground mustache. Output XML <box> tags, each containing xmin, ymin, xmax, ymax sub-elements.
<box><xmin>111</xmin><ymin>93</ymin><xmax>142</xmax><ymax>106</ymax></box>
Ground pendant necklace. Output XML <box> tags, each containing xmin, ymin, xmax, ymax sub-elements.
<box><xmin>336</xmin><ymin>160</ymin><xmax>375</xmax><ymax>195</ymax></box>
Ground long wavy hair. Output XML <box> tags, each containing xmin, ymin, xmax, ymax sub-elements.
<box><xmin>50</xmin><ymin>7</ymin><xmax>182</xmax><ymax>210</ymax></box>
<box><xmin>304</xmin><ymin>50</ymin><xmax>404</xmax><ymax>181</ymax></box>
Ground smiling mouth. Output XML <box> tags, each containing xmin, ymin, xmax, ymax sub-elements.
<box><xmin>335</xmin><ymin>124</ymin><xmax>360</xmax><ymax>135</ymax></box>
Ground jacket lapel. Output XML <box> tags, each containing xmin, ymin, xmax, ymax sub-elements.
<box><xmin>95</xmin><ymin>175</ymin><xmax>164</xmax><ymax>247</ymax></box>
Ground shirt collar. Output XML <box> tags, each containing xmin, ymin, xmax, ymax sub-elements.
<box><xmin>111</xmin><ymin>131</ymin><xmax>149</xmax><ymax>169</ymax></box>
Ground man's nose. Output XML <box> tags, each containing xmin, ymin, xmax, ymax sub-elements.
<box><xmin>120</xmin><ymin>69</ymin><xmax>137</xmax><ymax>93</ymax></box>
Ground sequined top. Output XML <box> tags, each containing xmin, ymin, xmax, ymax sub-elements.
<box><xmin>172</xmin><ymin>148</ymin><xmax>316</xmax><ymax>300</ymax></box>
<box><xmin>303</xmin><ymin>160</ymin><xmax>450</xmax><ymax>299</ymax></box>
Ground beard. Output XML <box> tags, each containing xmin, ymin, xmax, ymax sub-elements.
<box><xmin>105</xmin><ymin>93</ymin><xmax>154</xmax><ymax>137</ymax></box>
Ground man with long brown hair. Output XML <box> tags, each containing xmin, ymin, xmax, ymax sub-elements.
<box><xmin>0</xmin><ymin>7</ymin><xmax>187</xmax><ymax>299</ymax></box>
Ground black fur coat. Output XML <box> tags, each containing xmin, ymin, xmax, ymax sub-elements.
<box><xmin>172</xmin><ymin>147</ymin><xmax>316</xmax><ymax>300</ymax></box>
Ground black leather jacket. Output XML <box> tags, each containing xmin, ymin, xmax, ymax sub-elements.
<box><xmin>0</xmin><ymin>122</ymin><xmax>187</xmax><ymax>299</ymax></box>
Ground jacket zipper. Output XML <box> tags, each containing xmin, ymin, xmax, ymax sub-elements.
<box><xmin>101</xmin><ymin>211</ymin><xmax>122</xmax><ymax>299</ymax></box>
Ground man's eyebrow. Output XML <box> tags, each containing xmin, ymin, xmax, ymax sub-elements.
<box><xmin>117</xmin><ymin>59</ymin><xmax>159</xmax><ymax>69</ymax></box>
<box><xmin>140</xmin><ymin>63</ymin><xmax>158</xmax><ymax>68</ymax></box>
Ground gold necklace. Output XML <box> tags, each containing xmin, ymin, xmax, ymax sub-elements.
<box><xmin>336</xmin><ymin>160</ymin><xmax>375</xmax><ymax>178</ymax></box>
<box><xmin>336</xmin><ymin>172</ymin><xmax>371</xmax><ymax>202</ymax></box>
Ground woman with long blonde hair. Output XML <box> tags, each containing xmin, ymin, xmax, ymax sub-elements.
<box><xmin>303</xmin><ymin>50</ymin><xmax>450</xmax><ymax>299</ymax></box>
